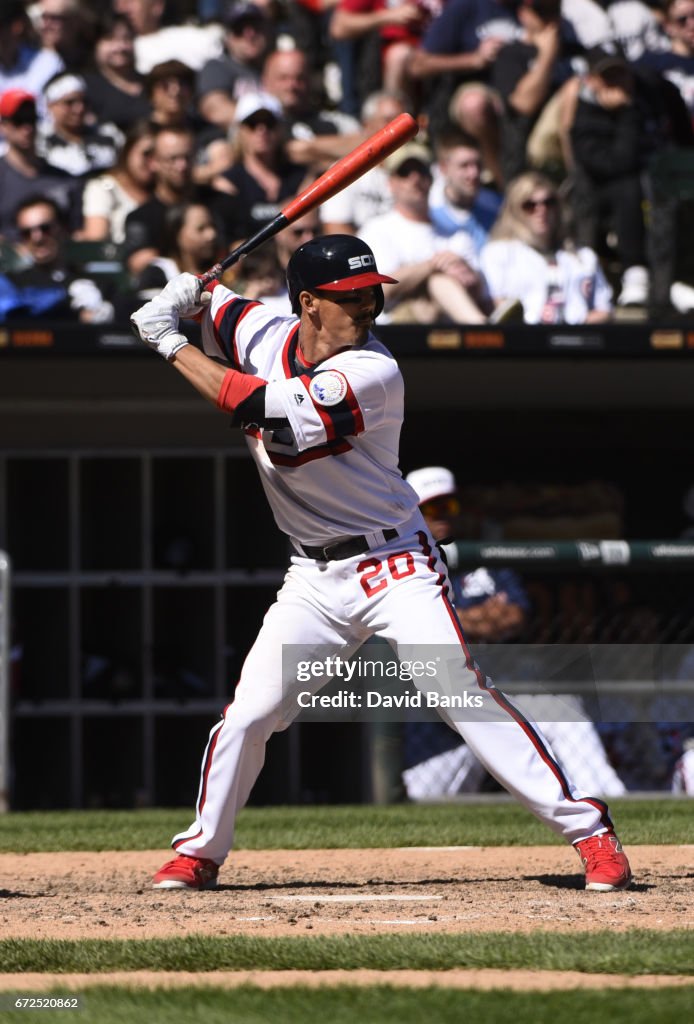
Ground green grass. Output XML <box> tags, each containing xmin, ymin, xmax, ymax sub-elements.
<box><xmin>2</xmin><ymin>931</ymin><xmax>693</xmax><ymax>975</ymax></box>
<box><xmin>0</xmin><ymin>799</ymin><xmax>691</xmax><ymax>853</ymax></box>
<box><xmin>2</xmin><ymin>986</ymin><xmax>694</xmax><ymax>1024</ymax></box>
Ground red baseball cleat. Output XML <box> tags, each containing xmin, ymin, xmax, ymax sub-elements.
<box><xmin>574</xmin><ymin>831</ymin><xmax>633</xmax><ymax>891</ymax></box>
<box><xmin>152</xmin><ymin>853</ymin><xmax>219</xmax><ymax>890</ymax></box>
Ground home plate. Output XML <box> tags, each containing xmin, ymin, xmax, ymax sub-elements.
<box><xmin>268</xmin><ymin>895</ymin><xmax>442</xmax><ymax>903</ymax></box>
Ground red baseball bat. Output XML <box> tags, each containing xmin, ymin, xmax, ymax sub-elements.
<box><xmin>200</xmin><ymin>112</ymin><xmax>418</xmax><ymax>286</ymax></box>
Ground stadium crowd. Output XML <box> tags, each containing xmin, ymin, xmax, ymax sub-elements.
<box><xmin>3</xmin><ymin>0</ymin><xmax>694</xmax><ymax>322</ymax></box>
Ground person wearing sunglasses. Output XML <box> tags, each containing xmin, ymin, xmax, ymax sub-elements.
<box><xmin>635</xmin><ymin>0</ymin><xmax>694</xmax><ymax>121</ymax></box>
<box><xmin>0</xmin><ymin>88</ymin><xmax>81</xmax><ymax>242</ymax></box>
<box><xmin>213</xmin><ymin>91</ymin><xmax>313</xmax><ymax>239</ymax></box>
<box><xmin>480</xmin><ymin>169</ymin><xmax>613</xmax><ymax>323</ymax></box>
<box><xmin>401</xmin><ymin>465</ymin><xmax>627</xmax><ymax>803</ymax></box>
<box><xmin>0</xmin><ymin>194</ymin><xmax>113</xmax><ymax>322</ymax></box>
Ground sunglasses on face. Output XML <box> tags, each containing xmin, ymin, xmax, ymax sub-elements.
<box><xmin>420</xmin><ymin>496</ymin><xmax>461</xmax><ymax>519</ymax></box>
<box><xmin>394</xmin><ymin>159</ymin><xmax>432</xmax><ymax>178</ymax></box>
<box><xmin>7</xmin><ymin>112</ymin><xmax>37</xmax><ymax>126</ymax></box>
<box><xmin>18</xmin><ymin>221</ymin><xmax>57</xmax><ymax>239</ymax></box>
<box><xmin>521</xmin><ymin>195</ymin><xmax>557</xmax><ymax>213</ymax></box>
<box><xmin>243</xmin><ymin>115</ymin><xmax>278</xmax><ymax>130</ymax></box>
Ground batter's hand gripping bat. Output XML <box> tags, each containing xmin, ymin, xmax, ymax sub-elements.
<box><xmin>199</xmin><ymin>112</ymin><xmax>419</xmax><ymax>287</ymax></box>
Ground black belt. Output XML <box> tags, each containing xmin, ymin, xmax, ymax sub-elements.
<box><xmin>301</xmin><ymin>528</ymin><xmax>398</xmax><ymax>562</ymax></box>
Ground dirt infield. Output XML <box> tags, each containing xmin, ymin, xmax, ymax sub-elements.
<box><xmin>1</xmin><ymin>845</ymin><xmax>692</xmax><ymax>941</ymax></box>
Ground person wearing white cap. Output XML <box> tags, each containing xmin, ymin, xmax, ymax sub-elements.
<box><xmin>38</xmin><ymin>70</ymin><xmax>123</xmax><ymax>178</ymax></box>
<box><xmin>402</xmin><ymin>465</ymin><xmax>628</xmax><ymax>801</ymax></box>
<box><xmin>213</xmin><ymin>91</ymin><xmax>313</xmax><ymax>239</ymax></box>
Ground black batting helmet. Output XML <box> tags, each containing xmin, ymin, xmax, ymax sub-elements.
<box><xmin>286</xmin><ymin>234</ymin><xmax>397</xmax><ymax>316</ymax></box>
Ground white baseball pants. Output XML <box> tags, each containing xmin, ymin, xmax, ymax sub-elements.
<box><xmin>172</xmin><ymin>521</ymin><xmax>615</xmax><ymax>863</ymax></box>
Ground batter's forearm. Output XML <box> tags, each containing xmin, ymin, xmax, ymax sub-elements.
<box><xmin>171</xmin><ymin>344</ymin><xmax>233</xmax><ymax>406</ymax></box>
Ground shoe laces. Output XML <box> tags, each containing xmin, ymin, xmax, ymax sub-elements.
<box><xmin>579</xmin><ymin>833</ymin><xmax>619</xmax><ymax>871</ymax></box>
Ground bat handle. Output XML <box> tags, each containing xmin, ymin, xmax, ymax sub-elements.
<box><xmin>199</xmin><ymin>213</ymin><xmax>289</xmax><ymax>287</ymax></box>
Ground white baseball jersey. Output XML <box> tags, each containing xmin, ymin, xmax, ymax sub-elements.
<box><xmin>480</xmin><ymin>239</ymin><xmax>613</xmax><ymax>324</ymax></box>
<box><xmin>200</xmin><ymin>284</ymin><xmax>419</xmax><ymax>547</ymax></box>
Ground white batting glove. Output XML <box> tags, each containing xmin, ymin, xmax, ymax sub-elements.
<box><xmin>130</xmin><ymin>298</ymin><xmax>190</xmax><ymax>361</ymax></box>
<box><xmin>157</xmin><ymin>272</ymin><xmax>212</xmax><ymax>317</ymax></box>
<box><xmin>68</xmin><ymin>278</ymin><xmax>104</xmax><ymax>311</ymax></box>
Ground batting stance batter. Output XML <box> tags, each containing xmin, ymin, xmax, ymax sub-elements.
<box><xmin>130</xmin><ymin>235</ymin><xmax>632</xmax><ymax>893</ymax></box>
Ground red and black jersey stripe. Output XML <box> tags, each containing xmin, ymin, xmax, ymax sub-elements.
<box><xmin>299</xmin><ymin>369</ymin><xmax>365</xmax><ymax>440</ymax></box>
<box><xmin>266</xmin><ymin>437</ymin><xmax>352</xmax><ymax>466</ymax></box>
<box><xmin>214</xmin><ymin>297</ymin><xmax>261</xmax><ymax>368</ymax></box>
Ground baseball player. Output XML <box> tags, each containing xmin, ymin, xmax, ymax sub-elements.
<box><xmin>130</xmin><ymin>234</ymin><xmax>632</xmax><ymax>892</ymax></box>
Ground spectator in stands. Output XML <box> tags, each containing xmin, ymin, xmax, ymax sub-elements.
<box><xmin>197</xmin><ymin>1</ymin><xmax>274</xmax><ymax>132</ymax></box>
<box><xmin>82</xmin><ymin>12</ymin><xmax>151</xmax><ymax>132</ymax></box>
<box><xmin>145</xmin><ymin>59</ymin><xmax>201</xmax><ymax>131</ymax></box>
<box><xmin>326</xmin><ymin>0</ymin><xmax>386</xmax><ymax>116</ymax></box>
<box><xmin>144</xmin><ymin>60</ymin><xmax>233</xmax><ymax>187</ymax></box>
<box><xmin>274</xmin><ymin>207</ymin><xmax>321</xmax><ymax>269</ymax></box>
<box><xmin>122</xmin><ymin>123</ymin><xmax>240</xmax><ymax>276</ymax></box>
<box><xmin>329</xmin><ymin>0</ymin><xmax>441</xmax><ymax>111</ymax></box>
<box><xmin>0</xmin><ymin>1</ymin><xmax>63</xmax><ymax>115</ymax></box>
<box><xmin>480</xmin><ymin>170</ymin><xmax>613</xmax><ymax>323</ymax></box>
<box><xmin>359</xmin><ymin>141</ymin><xmax>492</xmax><ymax>323</ymax></box>
<box><xmin>37</xmin><ymin>71</ymin><xmax>123</xmax><ymax>179</ymax></box>
<box><xmin>428</xmin><ymin>125</ymin><xmax>502</xmax><ymax>255</ymax></box>
<box><xmin>79</xmin><ymin>119</ymin><xmax>155</xmax><ymax>243</ymax></box>
<box><xmin>285</xmin><ymin>0</ymin><xmax>340</xmax><ymax>89</ymax></box>
<box><xmin>489</xmin><ymin>0</ymin><xmax>576</xmax><ymax>184</ymax></box>
<box><xmin>233</xmin><ymin>244</ymin><xmax>287</xmax><ymax>309</ymax></box>
<box><xmin>0</xmin><ymin>194</ymin><xmax>113</xmax><ymax>322</ymax></box>
<box><xmin>131</xmin><ymin>199</ymin><xmax>222</xmax><ymax>295</ymax></box>
<box><xmin>113</xmin><ymin>0</ymin><xmax>224</xmax><ymax>75</ymax></box>
<box><xmin>0</xmin><ymin>88</ymin><xmax>80</xmax><ymax>240</ymax></box>
<box><xmin>567</xmin><ymin>44</ymin><xmax>694</xmax><ymax>308</ymax></box>
<box><xmin>636</xmin><ymin>0</ymin><xmax>694</xmax><ymax>120</ymax></box>
<box><xmin>33</xmin><ymin>0</ymin><xmax>96</xmax><ymax>74</ymax></box>
<box><xmin>319</xmin><ymin>89</ymin><xmax>406</xmax><ymax>233</ymax></box>
<box><xmin>401</xmin><ymin>465</ymin><xmax>628</xmax><ymax>800</ymax></box>
<box><xmin>261</xmin><ymin>48</ymin><xmax>362</xmax><ymax>170</ymax></box>
<box><xmin>213</xmin><ymin>91</ymin><xmax>312</xmax><ymax>238</ymax></box>
<box><xmin>406</xmin><ymin>0</ymin><xmax>520</xmax><ymax>189</ymax></box>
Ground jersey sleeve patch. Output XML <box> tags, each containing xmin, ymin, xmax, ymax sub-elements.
<box><xmin>303</xmin><ymin>369</ymin><xmax>364</xmax><ymax>442</ymax></box>
<box><xmin>308</xmin><ymin>371</ymin><xmax>348</xmax><ymax>407</ymax></box>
